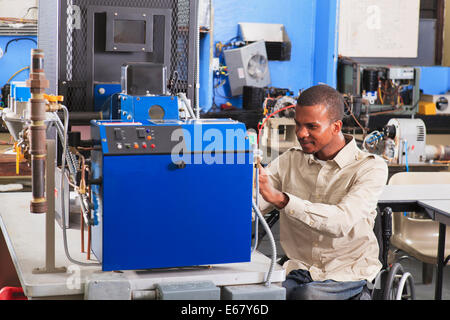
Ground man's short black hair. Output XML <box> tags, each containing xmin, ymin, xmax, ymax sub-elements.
<box><xmin>296</xmin><ymin>84</ymin><xmax>345</xmax><ymax>122</ymax></box>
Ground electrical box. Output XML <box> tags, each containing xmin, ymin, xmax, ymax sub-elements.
<box><xmin>388</xmin><ymin>67</ymin><xmax>415</xmax><ymax>80</ymax></box>
<box><xmin>223</xmin><ymin>40</ymin><xmax>271</xmax><ymax>96</ymax></box>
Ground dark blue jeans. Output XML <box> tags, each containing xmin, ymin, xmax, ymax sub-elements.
<box><xmin>282</xmin><ymin>269</ymin><xmax>367</xmax><ymax>300</ymax></box>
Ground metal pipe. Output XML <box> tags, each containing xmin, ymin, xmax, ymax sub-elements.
<box><xmin>26</xmin><ymin>49</ymin><xmax>49</xmax><ymax>214</ymax></box>
<box><xmin>195</xmin><ymin>0</ymin><xmax>200</xmax><ymax>118</ymax></box>
<box><xmin>55</xmin><ymin>111</ymin><xmax>103</xmax><ymax>123</ymax></box>
<box><xmin>425</xmin><ymin>144</ymin><xmax>450</xmax><ymax>161</ymax></box>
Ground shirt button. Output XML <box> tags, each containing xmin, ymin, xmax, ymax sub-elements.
<box><xmin>289</xmin><ymin>209</ymin><xmax>294</xmax><ymax>215</ymax></box>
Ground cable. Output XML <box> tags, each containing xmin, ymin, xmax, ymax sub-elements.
<box><xmin>22</xmin><ymin>7</ymin><xmax>38</xmax><ymax>18</ymax></box>
<box><xmin>251</xmin><ymin>146</ymin><xmax>261</xmax><ymax>254</ymax></box>
<box><xmin>257</xmin><ymin>104</ymin><xmax>296</xmax><ymax>146</ymax></box>
<box><xmin>362</xmin><ymin>130</ymin><xmax>383</xmax><ymax>151</ymax></box>
<box><xmin>252</xmin><ymin>198</ymin><xmax>276</xmax><ymax>287</ymax></box>
<box><xmin>60</xmin><ymin>105</ymin><xmax>101</xmax><ymax>267</ymax></box>
<box><xmin>404</xmin><ymin>140</ymin><xmax>409</xmax><ymax>172</ymax></box>
<box><xmin>4</xmin><ymin>38</ymin><xmax>37</xmax><ymax>54</ymax></box>
<box><xmin>6</xmin><ymin>66</ymin><xmax>30</xmax><ymax>84</ymax></box>
<box><xmin>177</xmin><ymin>92</ymin><xmax>197</xmax><ymax>119</ymax></box>
<box><xmin>343</xmin><ymin>98</ymin><xmax>366</xmax><ymax>135</ymax></box>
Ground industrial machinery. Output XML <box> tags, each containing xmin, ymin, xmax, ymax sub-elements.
<box><xmin>363</xmin><ymin>118</ymin><xmax>450</xmax><ymax>165</ymax></box>
<box><xmin>89</xmin><ymin>117</ymin><xmax>253</xmax><ymax>271</ymax></box>
<box><xmin>87</xmin><ymin>59</ymin><xmax>255</xmax><ymax>270</ymax></box>
<box><xmin>337</xmin><ymin>58</ymin><xmax>421</xmax><ymax>131</ymax></box>
<box><xmin>1</xmin><ymin>81</ymin><xmax>31</xmax><ymax>142</ymax></box>
<box><xmin>38</xmin><ymin>0</ymin><xmax>199</xmax><ymax>114</ymax></box>
<box><xmin>420</xmin><ymin>94</ymin><xmax>450</xmax><ymax>115</ymax></box>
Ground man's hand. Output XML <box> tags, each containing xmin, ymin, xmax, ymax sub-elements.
<box><xmin>258</xmin><ymin>165</ymin><xmax>289</xmax><ymax>209</ymax></box>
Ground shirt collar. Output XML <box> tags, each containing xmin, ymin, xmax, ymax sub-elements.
<box><xmin>303</xmin><ymin>134</ymin><xmax>359</xmax><ymax>168</ymax></box>
<box><xmin>332</xmin><ymin>134</ymin><xmax>359</xmax><ymax>169</ymax></box>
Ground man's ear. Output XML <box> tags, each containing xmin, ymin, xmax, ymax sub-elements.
<box><xmin>332</xmin><ymin>120</ymin><xmax>343</xmax><ymax>134</ymax></box>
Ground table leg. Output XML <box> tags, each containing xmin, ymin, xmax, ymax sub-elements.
<box><xmin>435</xmin><ymin>223</ymin><xmax>446</xmax><ymax>300</ymax></box>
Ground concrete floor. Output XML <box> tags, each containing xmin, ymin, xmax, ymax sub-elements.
<box><xmin>257</xmin><ymin>219</ymin><xmax>450</xmax><ymax>300</ymax></box>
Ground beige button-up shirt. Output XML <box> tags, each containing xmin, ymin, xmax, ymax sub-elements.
<box><xmin>259</xmin><ymin>134</ymin><xmax>388</xmax><ymax>282</ymax></box>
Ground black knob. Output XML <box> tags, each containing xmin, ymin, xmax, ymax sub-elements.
<box><xmin>383</xmin><ymin>125</ymin><xmax>396</xmax><ymax>139</ymax></box>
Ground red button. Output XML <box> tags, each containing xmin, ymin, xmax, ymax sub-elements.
<box><xmin>142</xmin><ymin>143</ymin><xmax>147</xmax><ymax>148</ymax></box>
<box><xmin>151</xmin><ymin>144</ymin><xmax>155</xmax><ymax>149</ymax></box>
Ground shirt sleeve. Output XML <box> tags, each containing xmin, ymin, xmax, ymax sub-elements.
<box><xmin>283</xmin><ymin>157</ymin><xmax>388</xmax><ymax>238</ymax></box>
<box><xmin>254</xmin><ymin>155</ymin><xmax>284</xmax><ymax>215</ymax></box>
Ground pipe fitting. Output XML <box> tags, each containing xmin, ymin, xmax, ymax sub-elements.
<box><xmin>26</xmin><ymin>49</ymin><xmax>50</xmax><ymax>214</ymax></box>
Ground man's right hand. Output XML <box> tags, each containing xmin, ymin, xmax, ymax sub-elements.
<box><xmin>258</xmin><ymin>166</ymin><xmax>289</xmax><ymax>209</ymax></box>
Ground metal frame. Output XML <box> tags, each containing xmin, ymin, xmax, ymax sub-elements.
<box><xmin>39</xmin><ymin>0</ymin><xmax>199</xmax><ymax>112</ymax></box>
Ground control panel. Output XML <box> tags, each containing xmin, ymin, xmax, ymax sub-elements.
<box><xmin>101</xmin><ymin>124</ymin><xmax>185</xmax><ymax>155</ymax></box>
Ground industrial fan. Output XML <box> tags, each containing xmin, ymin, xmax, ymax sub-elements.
<box><xmin>224</xmin><ymin>40</ymin><xmax>271</xmax><ymax>96</ymax></box>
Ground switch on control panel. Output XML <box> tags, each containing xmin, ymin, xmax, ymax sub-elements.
<box><xmin>103</xmin><ymin>124</ymin><xmax>182</xmax><ymax>155</ymax></box>
<box><xmin>136</xmin><ymin>128</ymin><xmax>146</xmax><ymax>138</ymax></box>
<box><xmin>114</xmin><ymin>128</ymin><xmax>124</xmax><ymax>140</ymax></box>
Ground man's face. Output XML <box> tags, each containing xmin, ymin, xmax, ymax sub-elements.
<box><xmin>294</xmin><ymin>104</ymin><xmax>340</xmax><ymax>154</ymax></box>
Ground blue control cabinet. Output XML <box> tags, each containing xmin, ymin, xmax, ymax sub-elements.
<box><xmin>90</xmin><ymin>119</ymin><xmax>253</xmax><ymax>271</ymax></box>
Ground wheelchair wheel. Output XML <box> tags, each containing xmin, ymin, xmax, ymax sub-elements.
<box><xmin>382</xmin><ymin>263</ymin><xmax>416</xmax><ymax>300</ymax></box>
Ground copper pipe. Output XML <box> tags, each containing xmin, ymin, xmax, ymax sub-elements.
<box><xmin>80</xmin><ymin>208</ymin><xmax>85</xmax><ymax>253</ymax></box>
<box><xmin>87</xmin><ymin>225</ymin><xmax>91</xmax><ymax>260</ymax></box>
<box><xmin>26</xmin><ymin>49</ymin><xmax>49</xmax><ymax>214</ymax></box>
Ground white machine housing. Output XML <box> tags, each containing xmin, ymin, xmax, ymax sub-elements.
<box><xmin>384</xmin><ymin>118</ymin><xmax>426</xmax><ymax>164</ymax></box>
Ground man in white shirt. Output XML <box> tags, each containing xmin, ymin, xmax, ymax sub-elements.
<box><xmin>258</xmin><ymin>84</ymin><xmax>388</xmax><ymax>299</ymax></box>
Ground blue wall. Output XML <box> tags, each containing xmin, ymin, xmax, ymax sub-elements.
<box><xmin>313</xmin><ymin>0</ymin><xmax>339</xmax><ymax>87</ymax></box>
<box><xmin>0</xmin><ymin>36</ymin><xmax>37</xmax><ymax>88</ymax></box>
<box><xmin>3</xmin><ymin>3</ymin><xmax>449</xmax><ymax>111</ymax></box>
<box><xmin>201</xmin><ymin>0</ymin><xmax>339</xmax><ymax>112</ymax></box>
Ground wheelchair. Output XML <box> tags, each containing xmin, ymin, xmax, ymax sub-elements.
<box><xmin>257</xmin><ymin>206</ymin><xmax>416</xmax><ymax>300</ymax></box>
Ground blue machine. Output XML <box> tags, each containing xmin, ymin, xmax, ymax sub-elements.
<box><xmin>93</xmin><ymin>83</ymin><xmax>121</xmax><ymax>112</ymax></box>
<box><xmin>90</xmin><ymin>95</ymin><xmax>254</xmax><ymax>271</ymax></box>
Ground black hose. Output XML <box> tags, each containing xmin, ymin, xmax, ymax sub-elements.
<box><xmin>4</xmin><ymin>38</ymin><xmax>37</xmax><ymax>53</ymax></box>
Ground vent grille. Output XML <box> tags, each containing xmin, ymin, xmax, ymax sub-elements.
<box><xmin>0</xmin><ymin>23</ymin><xmax>37</xmax><ymax>36</ymax></box>
<box><xmin>417</xmin><ymin>125</ymin><xmax>425</xmax><ymax>141</ymax></box>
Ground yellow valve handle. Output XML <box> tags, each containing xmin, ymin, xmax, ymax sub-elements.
<box><xmin>43</xmin><ymin>94</ymin><xmax>64</xmax><ymax>103</ymax></box>
<box><xmin>14</xmin><ymin>143</ymin><xmax>19</xmax><ymax>175</ymax></box>
<box><xmin>14</xmin><ymin>143</ymin><xmax>25</xmax><ymax>175</ymax></box>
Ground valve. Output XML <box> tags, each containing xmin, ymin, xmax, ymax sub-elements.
<box><xmin>44</xmin><ymin>94</ymin><xmax>64</xmax><ymax>112</ymax></box>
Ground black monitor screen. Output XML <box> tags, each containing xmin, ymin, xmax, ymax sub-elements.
<box><xmin>114</xmin><ymin>19</ymin><xmax>146</xmax><ymax>44</ymax></box>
